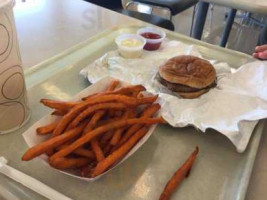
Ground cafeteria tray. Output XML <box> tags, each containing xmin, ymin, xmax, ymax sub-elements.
<box><xmin>0</xmin><ymin>25</ymin><xmax>264</xmax><ymax>200</ymax></box>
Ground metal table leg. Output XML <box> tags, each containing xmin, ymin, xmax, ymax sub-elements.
<box><xmin>192</xmin><ymin>1</ymin><xmax>209</xmax><ymax>40</ymax></box>
<box><xmin>219</xmin><ymin>8</ymin><xmax>237</xmax><ymax>47</ymax></box>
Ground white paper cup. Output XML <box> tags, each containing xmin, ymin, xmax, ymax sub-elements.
<box><xmin>0</xmin><ymin>0</ymin><xmax>30</xmax><ymax>134</ymax></box>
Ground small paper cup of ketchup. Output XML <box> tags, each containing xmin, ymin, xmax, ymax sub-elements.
<box><xmin>137</xmin><ymin>27</ymin><xmax>166</xmax><ymax>51</ymax></box>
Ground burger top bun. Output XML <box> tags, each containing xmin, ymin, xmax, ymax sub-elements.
<box><xmin>159</xmin><ymin>55</ymin><xmax>216</xmax><ymax>89</ymax></box>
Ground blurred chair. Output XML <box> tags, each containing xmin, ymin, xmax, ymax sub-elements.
<box><xmin>121</xmin><ymin>10</ymin><xmax>175</xmax><ymax>30</ymax></box>
<box><xmin>83</xmin><ymin>0</ymin><xmax>175</xmax><ymax>30</ymax></box>
<box><xmin>83</xmin><ymin>0</ymin><xmax>123</xmax><ymax>10</ymax></box>
<box><xmin>125</xmin><ymin>0</ymin><xmax>198</xmax><ymax>20</ymax></box>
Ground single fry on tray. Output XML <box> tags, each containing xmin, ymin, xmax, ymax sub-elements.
<box><xmin>159</xmin><ymin>147</ymin><xmax>199</xmax><ymax>200</ymax></box>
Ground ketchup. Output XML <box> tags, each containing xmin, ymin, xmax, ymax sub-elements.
<box><xmin>141</xmin><ymin>32</ymin><xmax>162</xmax><ymax>51</ymax></box>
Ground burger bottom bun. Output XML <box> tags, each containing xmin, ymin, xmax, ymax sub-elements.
<box><xmin>178</xmin><ymin>88</ymin><xmax>209</xmax><ymax>99</ymax></box>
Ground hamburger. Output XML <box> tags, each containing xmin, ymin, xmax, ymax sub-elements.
<box><xmin>158</xmin><ymin>55</ymin><xmax>216</xmax><ymax>99</ymax></box>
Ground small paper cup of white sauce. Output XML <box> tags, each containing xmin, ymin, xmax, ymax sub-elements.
<box><xmin>115</xmin><ymin>34</ymin><xmax>146</xmax><ymax>58</ymax></box>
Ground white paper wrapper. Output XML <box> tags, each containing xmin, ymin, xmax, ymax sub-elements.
<box><xmin>23</xmin><ymin>76</ymin><xmax>158</xmax><ymax>181</ymax></box>
<box><xmin>80</xmin><ymin>40</ymin><xmax>267</xmax><ymax>153</ymax></box>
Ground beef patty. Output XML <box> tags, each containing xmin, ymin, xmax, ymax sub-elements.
<box><xmin>157</xmin><ymin>73</ymin><xmax>217</xmax><ymax>93</ymax></box>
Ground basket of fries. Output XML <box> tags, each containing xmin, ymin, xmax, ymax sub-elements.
<box><xmin>22</xmin><ymin>77</ymin><xmax>165</xmax><ymax>180</ymax></box>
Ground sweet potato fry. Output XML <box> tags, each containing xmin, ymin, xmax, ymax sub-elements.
<box><xmin>141</xmin><ymin>103</ymin><xmax>161</xmax><ymax>117</ymax></box>
<box><xmin>88</xmin><ymin>80</ymin><xmax>120</xmax><ymax>161</ymax></box>
<box><xmin>110</xmin><ymin>128</ymin><xmax>125</xmax><ymax>146</ymax></box>
<box><xmin>109</xmin><ymin>85</ymin><xmax>145</xmax><ymax>95</ymax></box>
<box><xmin>114</xmin><ymin>110</ymin><xmax>123</xmax><ymax>117</ymax></box>
<box><xmin>91</xmin><ymin>127</ymin><xmax>149</xmax><ymax>177</ymax></box>
<box><xmin>110</xmin><ymin>128</ymin><xmax>124</xmax><ymax>146</ymax></box>
<box><xmin>22</xmin><ymin>123</ymin><xmax>87</xmax><ymax>161</ymax></box>
<box><xmin>50</xmin><ymin>117</ymin><xmax>165</xmax><ymax>161</ymax></box>
<box><xmin>81</xmin><ymin>162</ymin><xmax>97</xmax><ymax>177</ymax></box>
<box><xmin>159</xmin><ymin>147</ymin><xmax>199</xmax><ymax>200</ymax></box>
<box><xmin>106</xmin><ymin>79</ymin><xmax>120</xmax><ymax>91</ymax></box>
<box><xmin>83</xmin><ymin>111</ymin><xmax>105</xmax><ymax>134</ymax></box>
<box><xmin>81</xmin><ymin>80</ymin><xmax>120</xmax><ymax>101</ymax></box>
<box><xmin>52</xmin><ymin>95</ymin><xmax>156</xmax><ymax>137</ymax></box>
<box><xmin>118</xmin><ymin>104</ymin><xmax>161</xmax><ymax>147</ymax></box>
<box><xmin>83</xmin><ymin>82</ymin><xmax>120</xmax><ymax>161</ymax></box>
<box><xmin>137</xmin><ymin>93</ymin><xmax>144</xmax><ymax>98</ymax></box>
<box><xmin>91</xmin><ymin>138</ymin><xmax>105</xmax><ymax>162</ymax></box>
<box><xmin>51</xmin><ymin>110</ymin><xmax>67</xmax><ymax>116</ymax></box>
<box><xmin>103</xmin><ymin>143</ymin><xmax>112</xmax><ymax>156</ymax></box>
<box><xmin>100</xmin><ymin>130</ymin><xmax>114</xmax><ymax>142</ymax></box>
<box><xmin>50</xmin><ymin>157</ymin><xmax>91</xmax><ymax>169</ymax></box>
<box><xmin>73</xmin><ymin>147</ymin><xmax>95</xmax><ymax>159</ymax></box>
<box><xmin>68</xmin><ymin>103</ymin><xmax>127</xmax><ymax>129</ymax></box>
<box><xmin>82</xmin><ymin>112</ymin><xmax>106</xmax><ymax>162</ymax></box>
<box><xmin>40</xmin><ymin>99</ymin><xmax>79</xmax><ymax>111</ymax></box>
<box><xmin>117</xmin><ymin>125</ymin><xmax>144</xmax><ymax>148</ymax></box>
<box><xmin>137</xmin><ymin>95</ymin><xmax>158</xmax><ymax>105</ymax></box>
<box><xmin>110</xmin><ymin>109</ymin><xmax>137</xmax><ymax>146</ymax></box>
<box><xmin>82</xmin><ymin>85</ymin><xmax>146</xmax><ymax>101</ymax></box>
<box><xmin>36</xmin><ymin>122</ymin><xmax>59</xmax><ymax>135</ymax></box>
<box><xmin>96</xmin><ymin>117</ymin><xmax>122</xmax><ymax>127</ymax></box>
<box><xmin>57</xmin><ymin>145</ymin><xmax>95</xmax><ymax>159</ymax></box>
<box><xmin>84</xmin><ymin>95</ymin><xmax>156</xmax><ymax>106</ymax></box>
<box><xmin>108</xmin><ymin>110</ymin><xmax>116</xmax><ymax>118</ymax></box>
<box><xmin>83</xmin><ymin>80</ymin><xmax>119</xmax><ymax>132</ymax></box>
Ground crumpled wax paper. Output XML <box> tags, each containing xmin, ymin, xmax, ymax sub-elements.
<box><xmin>80</xmin><ymin>40</ymin><xmax>267</xmax><ymax>153</ymax></box>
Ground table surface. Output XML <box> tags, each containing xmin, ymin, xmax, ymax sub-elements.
<box><xmin>202</xmin><ymin>0</ymin><xmax>267</xmax><ymax>14</ymax></box>
<box><xmin>14</xmin><ymin>0</ymin><xmax>142</xmax><ymax>68</ymax></box>
<box><xmin>11</xmin><ymin>0</ymin><xmax>267</xmax><ymax>200</ymax></box>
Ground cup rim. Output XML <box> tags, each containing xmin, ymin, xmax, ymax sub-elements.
<box><xmin>0</xmin><ymin>0</ymin><xmax>15</xmax><ymax>9</ymax></box>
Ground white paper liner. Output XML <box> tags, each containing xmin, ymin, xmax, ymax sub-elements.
<box><xmin>22</xmin><ymin>76</ymin><xmax>159</xmax><ymax>181</ymax></box>
<box><xmin>80</xmin><ymin>40</ymin><xmax>267</xmax><ymax>153</ymax></box>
